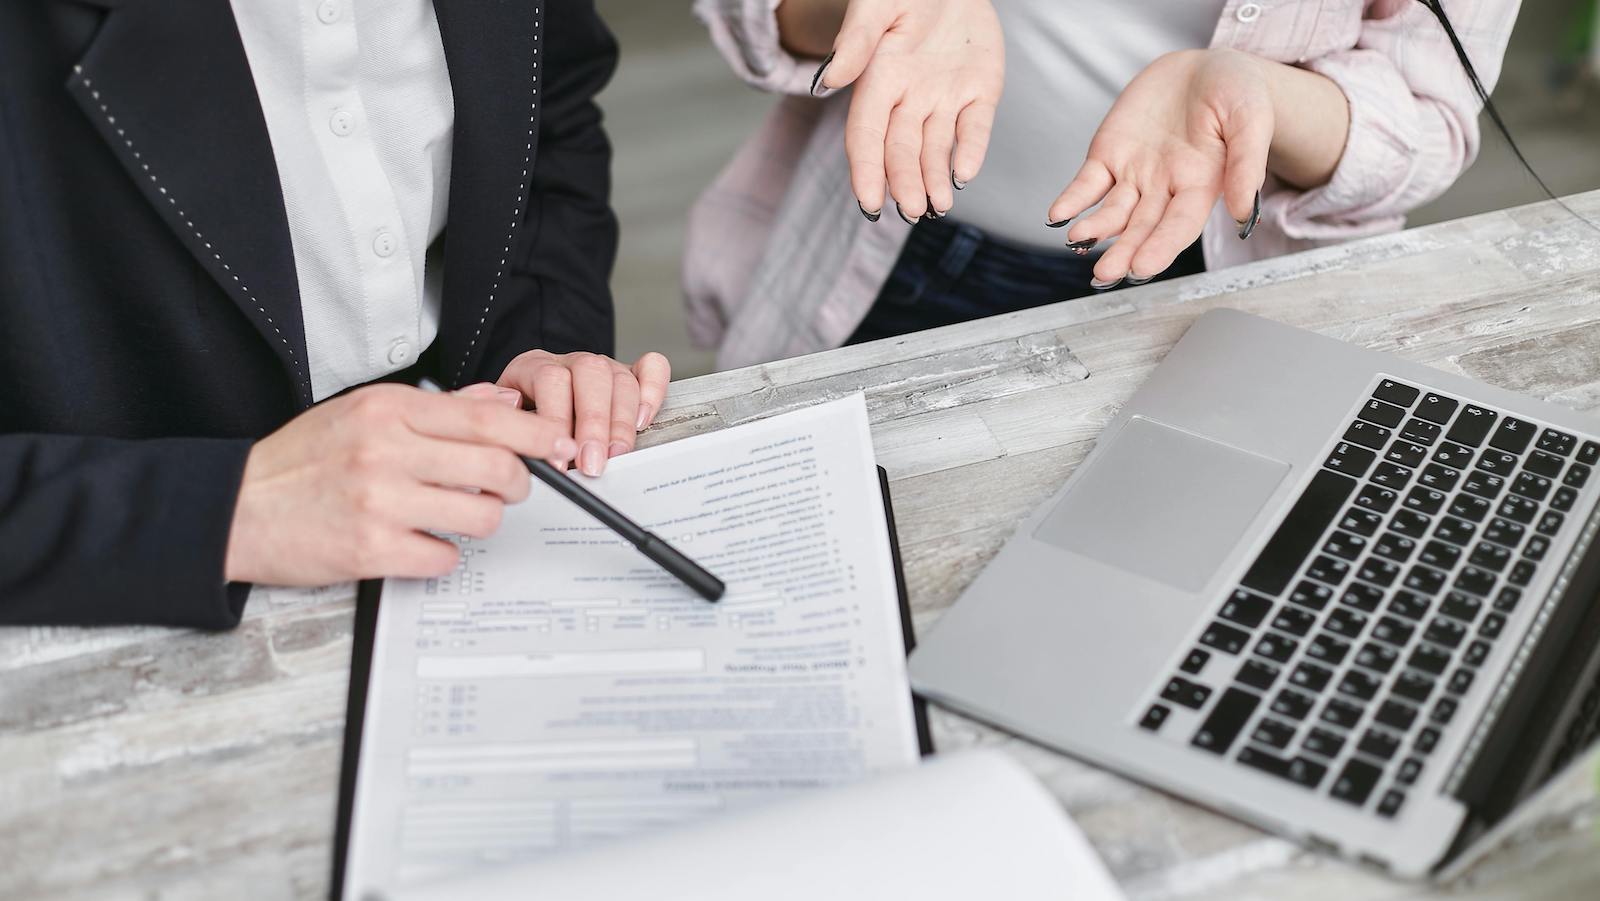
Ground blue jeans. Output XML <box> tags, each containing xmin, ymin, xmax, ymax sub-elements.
<box><xmin>846</xmin><ymin>218</ymin><xmax>1205</xmax><ymax>345</ymax></box>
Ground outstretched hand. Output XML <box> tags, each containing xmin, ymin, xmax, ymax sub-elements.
<box><xmin>1048</xmin><ymin>49</ymin><xmax>1274</xmax><ymax>287</ymax></box>
<box><xmin>812</xmin><ymin>0</ymin><xmax>1005</xmax><ymax>223</ymax></box>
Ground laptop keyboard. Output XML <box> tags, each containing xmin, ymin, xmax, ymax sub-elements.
<box><xmin>1137</xmin><ymin>376</ymin><xmax>1597</xmax><ymax>819</ymax></box>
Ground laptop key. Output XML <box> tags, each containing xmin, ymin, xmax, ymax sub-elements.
<box><xmin>1480</xmin><ymin>613</ymin><xmax>1507</xmax><ymax>639</ymax></box>
<box><xmin>1419</xmin><ymin>463</ymin><xmax>1461</xmax><ymax>492</ymax></box>
<box><xmin>1551</xmin><ymin>486</ymin><xmax>1578</xmax><ymax>512</ymax></box>
<box><xmin>1191</xmin><ymin>687</ymin><xmax>1261</xmax><ymax>753</ymax></box>
<box><xmin>1356</xmin><ymin>485</ymin><xmax>1399</xmax><ymax>514</ymax></box>
<box><xmin>1444</xmin><ymin>406</ymin><xmax>1497</xmax><ymax>447</ymax></box>
<box><xmin>1254</xmin><ymin>633</ymin><xmax>1299</xmax><ymax>664</ymax></box>
<box><xmin>1511</xmin><ymin>472</ymin><xmax>1552</xmax><ymax>502</ymax></box>
<box><xmin>1252</xmin><ymin>717</ymin><xmax>1297</xmax><ymax>751</ymax></box>
<box><xmin>1360</xmin><ymin>399</ymin><xmax>1407</xmax><ymax>429</ymax></box>
<box><xmin>1241</xmin><ymin>469</ymin><xmax>1357</xmax><ymax>595</ymax></box>
<box><xmin>1432</xmin><ymin>441</ymin><xmax>1476</xmax><ymax>469</ymax></box>
<box><xmin>1219</xmin><ymin>589</ymin><xmax>1274</xmax><ymax>628</ymax></box>
<box><xmin>1323</xmin><ymin>531</ymin><xmax>1368</xmax><ymax>561</ymax></box>
<box><xmin>1371</xmin><ymin>616</ymin><xmax>1414</xmax><ymax>648</ymax></box>
<box><xmin>1357</xmin><ymin>558</ymin><xmax>1400</xmax><ymax>588</ymax></box>
<box><xmin>1425</xmin><ymin>617</ymin><xmax>1468</xmax><ymax>649</ymax></box>
<box><xmin>1303</xmin><ymin>727</ymin><xmax>1347</xmax><ymax>759</ymax></box>
<box><xmin>1384</xmin><ymin>441</ymin><xmax>1427</xmax><ymax>470</ymax></box>
<box><xmin>1270</xmin><ymin>688</ymin><xmax>1316</xmax><ymax>721</ymax></box>
<box><xmin>1508</xmin><ymin>561</ymin><xmax>1536</xmax><ymax>588</ymax></box>
<box><xmin>1454</xmin><ymin>565</ymin><xmax>1497</xmax><ymax>596</ymax></box>
<box><xmin>1566</xmin><ymin>463</ymin><xmax>1591</xmax><ymax>488</ymax></box>
<box><xmin>1331</xmin><ymin>758</ymin><xmax>1383</xmax><ymax>805</ymax></box>
<box><xmin>1488</xmin><ymin>417</ymin><xmax>1535</xmax><ymax>454</ymax></box>
<box><xmin>1345</xmin><ymin>421</ymin><xmax>1391</xmax><ymax>450</ymax></box>
<box><xmin>1415</xmin><ymin>393</ymin><xmax>1457</xmax><ymax>424</ymax></box>
<box><xmin>1483</xmin><ymin>517</ymin><xmax>1526</xmax><ymax>548</ymax></box>
<box><xmin>1338</xmin><ymin>669</ymin><xmax>1382</xmax><ymax>702</ymax></box>
<box><xmin>1435</xmin><ymin>515</ymin><xmax>1477</xmax><ymax>545</ymax></box>
<box><xmin>1403</xmin><ymin>487</ymin><xmax>1446</xmax><ymax>515</ymax></box>
<box><xmin>1339</xmin><ymin>508</ymin><xmax>1384</xmax><ymax>537</ymax></box>
<box><xmin>1440</xmin><ymin>592</ymin><xmax>1483</xmax><ymax>623</ymax></box>
<box><xmin>1140</xmin><ymin>704</ymin><xmax>1171</xmax><ymax>731</ymax></box>
<box><xmin>1477</xmin><ymin>450</ymin><xmax>1518</xmax><ymax>477</ymax></box>
<box><xmin>1493</xmin><ymin>586</ymin><xmax>1521</xmax><ymax>612</ymax></box>
<box><xmin>1448</xmin><ymin>494</ymin><xmax>1491</xmax><ymax>523</ymax></box>
<box><xmin>1305</xmin><ymin>553</ymin><xmax>1350</xmax><ymax>586</ymax></box>
<box><xmin>1320</xmin><ymin>697</ymin><xmax>1365</xmax><ymax>731</ymax></box>
<box><xmin>1373</xmin><ymin>379</ymin><xmax>1420</xmax><ymax>408</ymax></box>
<box><xmin>1289</xmin><ymin>662</ymin><xmax>1334</xmax><ymax>692</ymax></box>
<box><xmin>1358</xmin><ymin>728</ymin><xmax>1401</xmax><ymax>761</ymax></box>
<box><xmin>1526</xmin><ymin>450</ymin><xmax>1565</xmax><ymax>478</ymax></box>
<box><xmin>1374</xmin><ymin>533</ymin><xmax>1417</xmax><ymax>562</ymax></box>
<box><xmin>1162</xmin><ymin>676</ymin><xmax>1212</xmax><ymax>709</ymax></box>
<box><xmin>1468</xmin><ymin>542</ymin><xmax>1511</xmax><ymax>572</ymax></box>
<box><xmin>1237</xmin><ymin>658</ymin><xmax>1281</xmax><ymax>692</ymax></box>
<box><xmin>1376</xmin><ymin>699</ymin><xmax>1419</xmax><ymax>731</ymax></box>
<box><xmin>1499</xmin><ymin>495</ymin><xmax>1538</xmax><ymax>525</ymax></box>
<box><xmin>1462</xmin><ymin>471</ymin><xmax>1505</xmax><ymax>499</ymax></box>
<box><xmin>1326</xmin><ymin>442</ymin><xmax>1377</xmax><ymax>478</ymax></box>
<box><xmin>1403</xmin><ymin>565</ymin><xmax>1447</xmax><ymax>596</ymax></box>
<box><xmin>1371</xmin><ymin>461</ymin><xmax>1414</xmax><ymax>489</ymax></box>
<box><xmin>1200</xmin><ymin>621</ymin><xmax>1252</xmax><ymax>655</ymax></box>
<box><xmin>1271</xmin><ymin>606</ymin><xmax>1316</xmax><ymax>637</ymax></box>
<box><xmin>1536</xmin><ymin>511</ymin><xmax>1564</xmax><ymax>536</ymax></box>
<box><xmin>1393</xmin><ymin>670</ymin><xmax>1436</xmax><ymax>704</ymax></box>
<box><xmin>1580</xmin><ymin>440</ymin><xmax>1600</xmax><ymax>465</ymax></box>
<box><xmin>1432</xmin><ymin>697</ymin><xmax>1459</xmax><ymax>725</ymax></box>
<box><xmin>1326</xmin><ymin>608</ymin><xmax>1369</xmax><ymax>638</ymax></box>
<box><xmin>1415</xmin><ymin>726</ymin><xmax>1441</xmax><ymax>754</ymax></box>
<box><xmin>1447</xmin><ymin>668</ymin><xmax>1476</xmax><ymax>695</ymax></box>
<box><xmin>1538</xmin><ymin>429</ymin><xmax>1576</xmax><ymax>456</ymax></box>
<box><xmin>1523</xmin><ymin>535</ymin><xmax>1550</xmax><ymax>562</ymax></box>
<box><xmin>1399</xmin><ymin>419</ymin><xmax>1442</xmax><ymax>447</ymax></box>
<box><xmin>1396</xmin><ymin>757</ymin><xmax>1424</xmax><ymax>785</ymax></box>
<box><xmin>1409</xmin><ymin>642</ymin><xmax>1451</xmax><ymax>675</ymax></box>
<box><xmin>1306</xmin><ymin>633</ymin><xmax>1351</xmax><ymax>666</ymax></box>
<box><xmin>1418</xmin><ymin>540</ymin><xmax>1461</xmax><ymax>570</ymax></box>
<box><xmin>1391</xmin><ymin>509</ymin><xmax>1433</xmax><ymax>539</ymax></box>
<box><xmin>1377</xmin><ymin>789</ymin><xmax>1407</xmax><ymax>818</ymax></box>
<box><xmin>1355</xmin><ymin>642</ymin><xmax>1400</xmax><ymax>674</ymax></box>
<box><xmin>1237</xmin><ymin>745</ymin><xmax>1328</xmax><ymax>789</ymax></box>
<box><xmin>1181</xmin><ymin>648</ymin><xmax>1211</xmax><ymax>674</ymax></box>
<box><xmin>1389</xmin><ymin>590</ymin><xmax>1430</xmax><ymax>621</ymax></box>
<box><xmin>1290</xmin><ymin>580</ymin><xmax>1335</xmax><ymax>610</ymax></box>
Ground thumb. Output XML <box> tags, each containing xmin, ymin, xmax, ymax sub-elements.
<box><xmin>814</xmin><ymin>2</ymin><xmax>897</xmax><ymax>95</ymax></box>
<box><xmin>1220</xmin><ymin>110</ymin><xmax>1272</xmax><ymax>231</ymax></box>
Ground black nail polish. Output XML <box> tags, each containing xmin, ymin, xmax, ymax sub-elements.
<box><xmin>1088</xmin><ymin>277</ymin><xmax>1123</xmax><ymax>290</ymax></box>
<box><xmin>1237</xmin><ymin>190</ymin><xmax>1261</xmax><ymax>240</ymax></box>
<box><xmin>810</xmin><ymin>50</ymin><xmax>835</xmax><ymax>98</ymax></box>
<box><xmin>858</xmin><ymin>202</ymin><xmax>881</xmax><ymax>223</ymax></box>
<box><xmin>896</xmin><ymin>205</ymin><xmax>919</xmax><ymax>225</ymax></box>
<box><xmin>924</xmin><ymin>196</ymin><xmax>946</xmax><ymax>219</ymax></box>
<box><xmin>1047</xmin><ymin>218</ymin><xmax>1071</xmax><ymax>228</ymax></box>
<box><xmin>952</xmin><ymin>171</ymin><xmax>967</xmax><ymax>191</ymax></box>
<box><xmin>1124</xmin><ymin>274</ymin><xmax>1153</xmax><ymax>286</ymax></box>
<box><xmin>1066</xmin><ymin>237</ymin><xmax>1098</xmax><ymax>255</ymax></box>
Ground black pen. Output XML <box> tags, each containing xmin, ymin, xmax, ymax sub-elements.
<box><xmin>520</xmin><ymin>455</ymin><xmax>725</xmax><ymax>602</ymax></box>
<box><xmin>418</xmin><ymin>377</ymin><xmax>723</xmax><ymax>602</ymax></box>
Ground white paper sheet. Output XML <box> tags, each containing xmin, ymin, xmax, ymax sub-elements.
<box><xmin>400</xmin><ymin>750</ymin><xmax>1127</xmax><ymax>901</ymax></box>
<box><xmin>343</xmin><ymin>395</ymin><xmax>922</xmax><ymax>898</ymax></box>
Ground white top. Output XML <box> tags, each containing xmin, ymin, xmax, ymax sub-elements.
<box><xmin>947</xmin><ymin>0</ymin><xmax>1226</xmax><ymax>251</ymax></box>
<box><xmin>229</xmin><ymin>0</ymin><xmax>454</xmax><ymax>401</ymax></box>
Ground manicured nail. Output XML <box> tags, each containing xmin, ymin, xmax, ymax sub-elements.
<box><xmin>579</xmin><ymin>440</ymin><xmax>605</xmax><ymax>476</ymax></box>
<box><xmin>1047</xmin><ymin>218</ymin><xmax>1071</xmax><ymax>228</ymax></box>
<box><xmin>810</xmin><ymin>50</ymin><xmax>835</xmax><ymax>97</ymax></box>
<box><xmin>952</xmin><ymin>171</ymin><xmax>967</xmax><ymax>191</ymax></box>
<box><xmin>1125</xmin><ymin>274</ymin><xmax>1153</xmax><ymax>286</ymax></box>
<box><xmin>636</xmin><ymin>403</ymin><xmax>654</xmax><ymax>430</ymax></box>
<box><xmin>925</xmin><ymin>196</ymin><xmax>946</xmax><ymax>219</ymax></box>
<box><xmin>1066</xmin><ymin>237</ymin><xmax>1098</xmax><ymax>255</ymax></box>
<box><xmin>1237</xmin><ymin>190</ymin><xmax>1261</xmax><ymax>240</ymax></box>
<box><xmin>896</xmin><ymin>205</ymin><xmax>918</xmax><ymax>225</ymax></box>
<box><xmin>1088</xmin><ymin>276</ymin><xmax>1123</xmax><ymax>290</ymax></box>
<box><xmin>859</xmin><ymin>202</ymin><xmax>881</xmax><ymax>223</ymax></box>
<box><xmin>553</xmin><ymin>437</ymin><xmax>577</xmax><ymax>461</ymax></box>
<box><xmin>608</xmin><ymin>441</ymin><xmax>630</xmax><ymax>459</ymax></box>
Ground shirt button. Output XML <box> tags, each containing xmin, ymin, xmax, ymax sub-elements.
<box><xmin>372</xmin><ymin>231</ymin><xmax>397</xmax><ymax>258</ymax></box>
<box><xmin>387</xmin><ymin>340</ymin><xmax>414</xmax><ymax>367</ymax></box>
<box><xmin>329</xmin><ymin>109</ymin><xmax>355</xmax><ymax>137</ymax></box>
<box><xmin>1236</xmin><ymin>2</ymin><xmax>1263</xmax><ymax>22</ymax></box>
<box><xmin>316</xmin><ymin>1</ymin><xmax>341</xmax><ymax>24</ymax></box>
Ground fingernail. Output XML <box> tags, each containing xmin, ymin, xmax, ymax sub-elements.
<box><xmin>1088</xmin><ymin>276</ymin><xmax>1123</xmax><ymax>290</ymax></box>
<box><xmin>553</xmin><ymin>437</ymin><xmax>577</xmax><ymax>461</ymax></box>
<box><xmin>1124</xmin><ymin>274</ymin><xmax>1153</xmax><ymax>286</ymax></box>
<box><xmin>608</xmin><ymin>441</ymin><xmax>629</xmax><ymax>459</ymax></box>
<box><xmin>896</xmin><ymin>205</ymin><xmax>918</xmax><ymax>226</ymax></box>
<box><xmin>924</xmin><ymin>195</ymin><xmax>946</xmax><ymax>219</ymax></box>
<box><xmin>636</xmin><ymin>403</ymin><xmax>654</xmax><ymax>430</ymax></box>
<box><xmin>579</xmin><ymin>440</ymin><xmax>605</xmax><ymax>477</ymax></box>
<box><xmin>1067</xmin><ymin>237</ymin><xmax>1098</xmax><ymax>255</ymax></box>
<box><xmin>952</xmin><ymin>171</ymin><xmax>967</xmax><ymax>191</ymax></box>
<box><xmin>859</xmin><ymin>202</ymin><xmax>881</xmax><ymax>223</ymax></box>
<box><xmin>810</xmin><ymin>50</ymin><xmax>835</xmax><ymax>98</ymax></box>
<box><xmin>495</xmin><ymin>387</ymin><xmax>522</xmax><ymax>407</ymax></box>
<box><xmin>1047</xmin><ymin>218</ymin><xmax>1071</xmax><ymax>229</ymax></box>
<box><xmin>1237</xmin><ymin>190</ymin><xmax>1261</xmax><ymax>240</ymax></box>
<box><xmin>454</xmin><ymin>382</ymin><xmax>497</xmax><ymax>398</ymax></box>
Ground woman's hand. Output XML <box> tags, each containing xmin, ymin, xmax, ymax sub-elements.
<box><xmin>1048</xmin><ymin>49</ymin><xmax>1275</xmax><ymax>287</ymax></box>
<box><xmin>808</xmin><ymin>0</ymin><xmax>1005</xmax><ymax>223</ymax></box>
<box><xmin>495</xmin><ymin>350</ymin><xmax>671</xmax><ymax>477</ymax></box>
<box><xmin>225</xmin><ymin>385</ymin><xmax>576</xmax><ymax>586</ymax></box>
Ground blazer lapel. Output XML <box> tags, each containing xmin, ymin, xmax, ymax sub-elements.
<box><xmin>67</xmin><ymin>0</ymin><xmax>313</xmax><ymax>406</ymax></box>
<box><xmin>432</xmin><ymin>0</ymin><xmax>543</xmax><ymax>387</ymax></box>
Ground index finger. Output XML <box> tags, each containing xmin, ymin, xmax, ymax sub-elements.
<box><xmin>402</xmin><ymin>392</ymin><xmax>576</xmax><ymax>466</ymax></box>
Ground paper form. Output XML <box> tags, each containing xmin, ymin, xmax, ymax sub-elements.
<box><xmin>343</xmin><ymin>395</ymin><xmax>922</xmax><ymax>898</ymax></box>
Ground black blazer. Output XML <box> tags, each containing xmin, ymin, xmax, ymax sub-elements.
<box><xmin>0</xmin><ymin>1</ymin><xmax>619</xmax><ymax>628</ymax></box>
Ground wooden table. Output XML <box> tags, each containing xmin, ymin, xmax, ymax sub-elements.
<box><xmin>6</xmin><ymin>192</ymin><xmax>1600</xmax><ymax>900</ymax></box>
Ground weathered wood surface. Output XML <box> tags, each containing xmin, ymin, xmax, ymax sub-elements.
<box><xmin>6</xmin><ymin>193</ymin><xmax>1600</xmax><ymax>899</ymax></box>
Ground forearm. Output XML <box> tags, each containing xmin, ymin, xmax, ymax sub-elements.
<box><xmin>1259</xmin><ymin>57</ymin><xmax>1352</xmax><ymax>191</ymax></box>
<box><xmin>775</xmin><ymin>0</ymin><xmax>848</xmax><ymax>58</ymax></box>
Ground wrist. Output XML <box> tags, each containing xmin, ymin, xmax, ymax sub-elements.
<box><xmin>1257</xmin><ymin>56</ymin><xmax>1351</xmax><ymax>190</ymax></box>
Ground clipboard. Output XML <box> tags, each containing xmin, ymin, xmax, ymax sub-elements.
<box><xmin>329</xmin><ymin>466</ymin><xmax>931</xmax><ymax>897</ymax></box>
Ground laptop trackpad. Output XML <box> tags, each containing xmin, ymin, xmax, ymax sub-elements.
<box><xmin>1034</xmin><ymin>418</ymin><xmax>1289</xmax><ymax>592</ymax></box>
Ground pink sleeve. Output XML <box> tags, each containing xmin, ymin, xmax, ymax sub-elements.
<box><xmin>693</xmin><ymin>0</ymin><xmax>823</xmax><ymax>96</ymax></box>
<box><xmin>1271</xmin><ymin>0</ymin><xmax>1520</xmax><ymax>240</ymax></box>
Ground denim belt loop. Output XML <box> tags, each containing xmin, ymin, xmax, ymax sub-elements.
<box><xmin>938</xmin><ymin>223</ymin><xmax>984</xmax><ymax>280</ymax></box>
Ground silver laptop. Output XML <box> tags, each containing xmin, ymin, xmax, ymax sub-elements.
<box><xmin>908</xmin><ymin>308</ymin><xmax>1600</xmax><ymax>879</ymax></box>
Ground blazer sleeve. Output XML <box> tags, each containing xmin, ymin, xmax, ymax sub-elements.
<box><xmin>476</xmin><ymin>0</ymin><xmax>621</xmax><ymax>379</ymax></box>
<box><xmin>0</xmin><ymin>433</ymin><xmax>253</xmax><ymax>629</ymax></box>
<box><xmin>1272</xmin><ymin>0</ymin><xmax>1520</xmax><ymax>241</ymax></box>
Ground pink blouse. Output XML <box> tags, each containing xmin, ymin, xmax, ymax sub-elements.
<box><xmin>685</xmin><ymin>0</ymin><xmax>1522</xmax><ymax>370</ymax></box>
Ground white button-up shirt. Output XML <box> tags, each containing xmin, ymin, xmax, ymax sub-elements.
<box><xmin>229</xmin><ymin>0</ymin><xmax>454</xmax><ymax>400</ymax></box>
